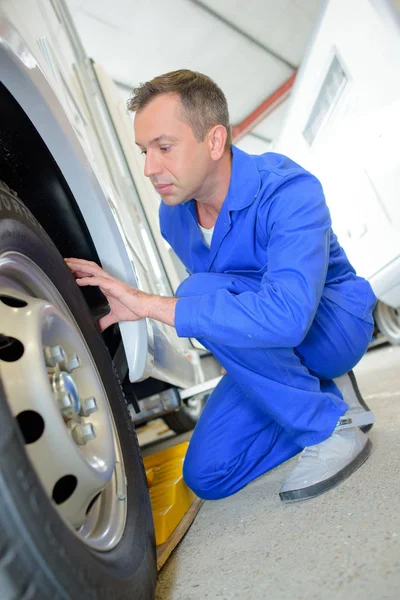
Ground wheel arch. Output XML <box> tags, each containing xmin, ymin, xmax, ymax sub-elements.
<box><xmin>0</xmin><ymin>19</ymin><xmax>149</xmax><ymax>380</ymax></box>
<box><xmin>0</xmin><ymin>81</ymin><xmax>101</xmax><ymax>280</ymax></box>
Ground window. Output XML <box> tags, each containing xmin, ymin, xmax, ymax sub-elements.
<box><xmin>303</xmin><ymin>54</ymin><xmax>348</xmax><ymax>145</ymax></box>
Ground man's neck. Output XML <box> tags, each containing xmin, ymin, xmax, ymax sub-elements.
<box><xmin>195</xmin><ymin>149</ymin><xmax>232</xmax><ymax>227</ymax></box>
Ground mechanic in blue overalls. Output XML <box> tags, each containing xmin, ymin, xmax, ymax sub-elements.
<box><xmin>66</xmin><ymin>70</ymin><xmax>377</xmax><ymax>502</ymax></box>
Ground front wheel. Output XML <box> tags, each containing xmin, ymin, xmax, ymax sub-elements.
<box><xmin>0</xmin><ymin>181</ymin><xmax>156</xmax><ymax>599</ymax></box>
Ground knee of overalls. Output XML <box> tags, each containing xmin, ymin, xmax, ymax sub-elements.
<box><xmin>183</xmin><ymin>442</ymin><xmax>239</xmax><ymax>501</ymax></box>
<box><xmin>175</xmin><ymin>272</ymin><xmax>237</xmax><ymax>299</ymax></box>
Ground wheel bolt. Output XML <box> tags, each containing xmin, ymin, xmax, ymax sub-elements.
<box><xmin>58</xmin><ymin>393</ymin><xmax>74</xmax><ymax>414</ymax></box>
<box><xmin>66</xmin><ymin>353</ymin><xmax>81</xmax><ymax>372</ymax></box>
<box><xmin>79</xmin><ymin>397</ymin><xmax>98</xmax><ymax>417</ymax></box>
<box><xmin>72</xmin><ymin>423</ymin><xmax>96</xmax><ymax>445</ymax></box>
<box><xmin>45</xmin><ymin>345</ymin><xmax>67</xmax><ymax>368</ymax></box>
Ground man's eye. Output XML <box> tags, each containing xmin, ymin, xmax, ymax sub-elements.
<box><xmin>140</xmin><ymin>150</ymin><xmax>147</xmax><ymax>155</ymax></box>
<box><xmin>160</xmin><ymin>146</ymin><xmax>171</xmax><ymax>152</ymax></box>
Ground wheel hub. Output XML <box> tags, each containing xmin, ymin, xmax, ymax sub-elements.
<box><xmin>51</xmin><ymin>369</ymin><xmax>83</xmax><ymax>417</ymax></box>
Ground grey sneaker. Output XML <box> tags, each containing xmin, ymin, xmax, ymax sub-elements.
<box><xmin>279</xmin><ymin>420</ymin><xmax>372</xmax><ymax>503</ymax></box>
<box><xmin>334</xmin><ymin>371</ymin><xmax>375</xmax><ymax>432</ymax></box>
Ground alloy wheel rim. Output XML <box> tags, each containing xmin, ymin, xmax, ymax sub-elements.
<box><xmin>0</xmin><ymin>251</ymin><xmax>127</xmax><ymax>550</ymax></box>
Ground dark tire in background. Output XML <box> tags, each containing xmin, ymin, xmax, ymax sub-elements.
<box><xmin>374</xmin><ymin>300</ymin><xmax>400</xmax><ymax>345</ymax></box>
<box><xmin>163</xmin><ymin>393</ymin><xmax>208</xmax><ymax>434</ymax></box>
<box><xmin>0</xmin><ymin>181</ymin><xmax>156</xmax><ymax>600</ymax></box>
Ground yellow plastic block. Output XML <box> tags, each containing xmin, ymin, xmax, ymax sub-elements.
<box><xmin>143</xmin><ymin>442</ymin><xmax>196</xmax><ymax>545</ymax></box>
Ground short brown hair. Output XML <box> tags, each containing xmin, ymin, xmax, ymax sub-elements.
<box><xmin>128</xmin><ymin>69</ymin><xmax>232</xmax><ymax>147</ymax></box>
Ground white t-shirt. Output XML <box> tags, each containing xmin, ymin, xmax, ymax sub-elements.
<box><xmin>199</xmin><ymin>223</ymin><xmax>214</xmax><ymax>248</ymax></box>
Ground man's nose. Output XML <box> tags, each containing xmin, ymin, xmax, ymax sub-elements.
<box><xmin>144</xmin><ymin>151</ymin><xmax>162</xmax><ymax>178</ymax></box>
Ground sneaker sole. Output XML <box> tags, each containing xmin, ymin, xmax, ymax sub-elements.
<box><xmin>279</xmin><ymin>437</ymin><xmax>372</xmax><ymax>503</ymax></box>
<box><xmin>348</xmin><ymin>370</ymin><xmax>374</xmax><ymax>433</ymax></box>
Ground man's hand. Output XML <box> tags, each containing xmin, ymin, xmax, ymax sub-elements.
<box><xmin>65</xmin><ymin>258</ymin><xmax>151</xmax><ymax>331</ymax></box>
<box><xmin>65</xmin><ymin>258</ymin><xmax>177</xmax><ymax>331</ymax></box>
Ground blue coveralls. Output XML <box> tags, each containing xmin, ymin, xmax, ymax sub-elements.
<box><xmin>160</xmin><ymin>146</ymin><xmax>377</xmax><ymax>500</ymax></box>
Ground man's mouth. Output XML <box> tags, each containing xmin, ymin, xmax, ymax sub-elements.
<box><xmin>154</xmin><ymin>184</ymin><xmax>174</xmax><ymax>194</ymax></box>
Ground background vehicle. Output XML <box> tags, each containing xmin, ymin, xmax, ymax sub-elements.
<box><xmin>275</xmin><ymin>0</ymin><xmax>400</xmax><ymax>344</ymax></box>
<box><xmin>0</xmin><ymin>0</ymin><xmax>220</xmax><ymax>597</ymax></box>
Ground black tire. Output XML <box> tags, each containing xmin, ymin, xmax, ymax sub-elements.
<box><xmin>0</xmin><ymin>182</ymin><xmax>156</xmax><ymax>600</ymax></box>
<box><xmin>163</xmin><ymin>393</ymin><xmax>207</xmax><ymax>434</ymax></box>
<box><xmin>374</xmin><ymin>300</ymin><xmax>400</xmax><ymax>345</ymax></box>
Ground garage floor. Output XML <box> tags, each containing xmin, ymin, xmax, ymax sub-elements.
<box><xmin>143</xmin><ymin>343</ymin><xmax>400</xmax><ymax>600</ymax></box>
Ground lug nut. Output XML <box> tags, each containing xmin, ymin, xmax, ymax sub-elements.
<box><xmin>79</xmin><ymin>397</ymin><xmax>98</xmax><ymax>417</ymax></box>
<box><xmin>58</xmin><ymin>393</ymin><xmax>74</xmax><ymax>414</ymax></box>
<box><xmin>45</xmin><ymin>345</ymin><xmax>67</xmax><ymax>368</ymax></box>
<box><xmin>66</xmin><ymin>353</ymin><xmax>81</xmax><ymax>372</ymax></box>
<box><xmin>72</xmin><ymin>423</ymin><xmax>96</xmax><ymax>446</ymax></box>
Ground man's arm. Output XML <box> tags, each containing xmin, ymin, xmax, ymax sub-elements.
<box><xmin>148</xmin><ymin>295</ymin><xmax>178</xmax><ymax>327</ymax></box>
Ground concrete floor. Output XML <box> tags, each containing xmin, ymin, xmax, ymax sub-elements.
<box><xmin>148</xmin><ymin>343</ymin><xmax>400</xmax><ymax>600</ymax></box>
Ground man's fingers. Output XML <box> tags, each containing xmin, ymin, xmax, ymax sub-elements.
<box><xmin>76</xmin><ymin>276</ymin><xmax>109</xmax><ymax>290</ymax></box>
<box><xmin>68</xmin><ymin>266</ymin><xmax>103</xmax><ymax>279</ymax></box>
<box><xmin>65</xmin><ymin>258</ymin><xmax>113</xmax><ymax>280</ymax></box>
<box><xmin>65</xmin><ymin>258</ymin><xmax>97</xmax><ymax>268</ymax></box>
<box><xmin>98</xmin><ymin>313</ymin><xmax>117</xmax><ymax>332</ymax></box>
<box><xmin>71</xmin><ymin>270</ymin><xmax>94</xmax><ymax>279</ymax></box>
<box><xmin>65</xmin><ymin>258</ymin><xmax>101</xmax><ymax>273</ymax></box>
<box><xmin>65</xmin><ymin>257</ymin><xmax>97</xmax><ymax>267</ymax></box>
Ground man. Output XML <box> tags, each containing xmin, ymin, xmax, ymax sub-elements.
<box><xmin>66</xmin><ymin>69</ymin><xmax>377</xmax><ymax>503</ymax></box>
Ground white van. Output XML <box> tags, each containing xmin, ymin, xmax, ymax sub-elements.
<box><xmin>275</xmin><ymin>0</ymin><xmax>400</xmax><ymax>344</ymax></box>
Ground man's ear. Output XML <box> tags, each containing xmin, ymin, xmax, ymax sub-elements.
<box><xmin>208</xmin><ymin>125</ymin><xmax>228</xmax><ymax>160</ymax></box>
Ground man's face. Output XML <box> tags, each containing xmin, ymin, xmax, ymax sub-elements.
<box><xmin>134</xmin><ymin>93</ymin><xmax>213</xmax><ymax>205</ymax></box>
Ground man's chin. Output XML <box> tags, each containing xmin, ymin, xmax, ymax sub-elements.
<box><xmin>162</xmin><ymin>197</ymin><xmax>184</xmax><ymax>206</ymax></box>
<box><xmin>161</xmin><ymin>192</ymin><xmax>191</xmax><ymax>206</ymax></box>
